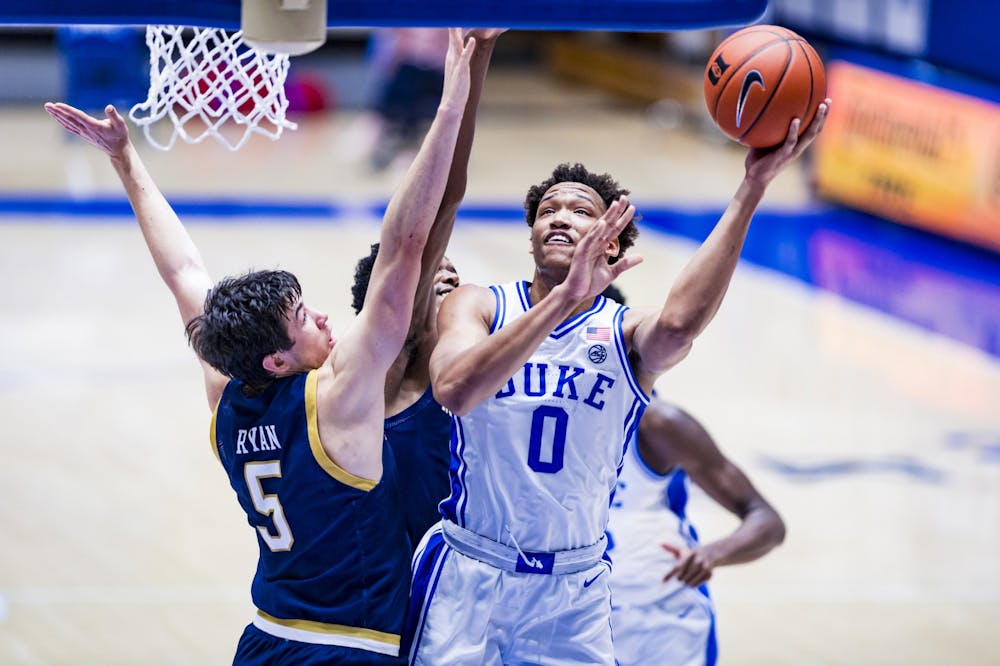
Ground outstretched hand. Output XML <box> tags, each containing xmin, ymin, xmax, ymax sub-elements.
<box><xmin>561</xmin><ymin>195</ymin><xmax>643</xmax><ymax>302</ymax></box>
<box><xmin>440</xmin><ymin>28</ymin><xmax>477</xmax><ymax>112</ymax></box>
<box><xmin>44</xmin><ymin>102</ymin><xmax>131</xmax><ymax>158</ymax></box>
<box><xmin>661</xmin><ymin>542</ymin><xmax>715</xmax><ymax>588</ymax></box>
<box><xmin>744</xmin><ymin>97</ymin><xmax>832</xmax><ymax>187</ymax></box>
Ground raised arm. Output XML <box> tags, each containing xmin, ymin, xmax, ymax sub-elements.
<box><xmin>394</xmin><ymin>30</ymin><xmax>506</xmax><ymax>388</ymax></box>
<box><xmin>640</xmin><ymin>400</ymin><xmax>785</xmax><ymax>588</ymax></box>
<box><xmin>336</xmin><ymin>29</ymin><xmax>475</xmax><ymax>377</ymax></box>
<box><xmin>44</xmin><ymin>102</ymin><xmax>227</xmax><ymax>409</ymax></box>
<box><xmin>423</xmin><ymin>29</ymin><xmax>506</xmax><ymax>262</ymax></box>
<box><xmin>629</xmin><ymin>100</ymin><xmax>831</xmax><ymax>380</ymax></box>
<box><xmin>430</xmin><ymin>197</ymin><xmax>641</xmax><ymax>415</ymax></box>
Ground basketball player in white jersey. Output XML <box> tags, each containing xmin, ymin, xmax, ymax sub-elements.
<box><xmin>408</xmin><ymin>98</ymin><xmax>831</xmax><ymax>664</ymax></box>
<box><xmin>609</xmin><ymin>398</ymin><xmax>785</xmax><ymax>666</ymax></box>
<box><xmin>603</xmin><ymin>282</ymin><xmax>785</xmax><ymax>665</ymax></box>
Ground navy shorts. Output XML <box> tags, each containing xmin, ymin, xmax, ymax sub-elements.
<box><xmin>233</xmin><ymin>623</ymin><xmax>406</xmax><ymax>666</ymax></box>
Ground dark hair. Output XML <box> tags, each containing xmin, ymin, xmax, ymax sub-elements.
<box><xmin>601</xmin><ymin>283</ymin><xmax>627</xmax><ymax>305</ymax></box>
<box><xmin>186</xmin><ymin>270</ymin><xmax>302</xmax><ymax>391</ymax></box>
<box><xmin>351</xmin><ymin>242</ymin><xmax>380</xmax><ymax>315</ymax></box>
<box><xmin>523</xmin><ymin>163</ymin><xmax>640</xmax><ymax>263</ymax></box>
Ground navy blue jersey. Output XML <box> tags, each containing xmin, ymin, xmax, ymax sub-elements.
<box><xmin>212</xmin><ymin>370</ymin><xmax>410</xmax><ymax>657</ymax></box>
<box><xmin>384</xmin><ymin>387</ymin><xmax>451</xmax><ymax>549</ymax></box>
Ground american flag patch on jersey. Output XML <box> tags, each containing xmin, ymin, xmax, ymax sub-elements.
<box><xmin>586</xmin><ymin>326</ymin><xmax>611</xmax><ymax>341</ymax></box>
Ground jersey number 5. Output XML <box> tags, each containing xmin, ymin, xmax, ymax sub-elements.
<box><xmin>528</xmin><ymin>405</ymin><xmax>568</xmax><ymax>473</ymax></box>
<box><xmin>245</xmin><ymin>461</ymin><xmax>294</xmax><ymax>551</ymax></box>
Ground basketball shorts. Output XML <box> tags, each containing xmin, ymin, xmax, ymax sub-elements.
<box><xmin>407</xmin><ymin>522</ymin><xmax>615</xmax><ymax>666</ymax></box>
<box><xmin>234</xmin><ymin>622</ymin><xmax>406</xmax><ymax>666</ymax></box>
<box><xmin>610</xmin><ymin>584</ymin><xmax>716</xmax><ymax>666</ymax></box>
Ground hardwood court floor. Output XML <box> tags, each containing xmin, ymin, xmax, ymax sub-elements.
<box><xmin>1</xmin><ymin>68</ymin><xmax>999</xmax><ymax>665</ymax></box>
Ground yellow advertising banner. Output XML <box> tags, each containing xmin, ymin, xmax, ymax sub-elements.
<box><xmin>814</xmin><ymin>61</ymin><xmax>1000</xmax><ymax>252</ymax></box>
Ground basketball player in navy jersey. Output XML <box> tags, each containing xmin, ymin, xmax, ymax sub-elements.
<box><xmin>601</xmin><ymin>285</ymin><xmax>785</xmax><ymax>666</ymax></box>
<box><xmin>350</xmin><ymin>29</ymin><xmax>505</xmax><ymax>550</ymax></box>
<box><xmin>409</xmin><ymin>99</ymin><xmax>831</xmax><ymax>664</ymax></box>
<box><xmin>45</xmin><ymin>28</ymin><xmax>476</xmax><ymax>665</ymax></box>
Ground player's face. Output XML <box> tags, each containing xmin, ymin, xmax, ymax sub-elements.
<box><xmin>434</xmin><ymin>256</ymin><xmax>460</xmax><ymax>303</ymax></box>
<box><xmin>530</xmin><ymin>182</ymin><xmax>609</xmax><ymax>268</ymax></box>
<box><xmin>278</xmin><ymin>299</ymin><xmax>335</xmax><ymax>373</ymax></box>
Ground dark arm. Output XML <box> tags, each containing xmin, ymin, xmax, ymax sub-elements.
<box><xmin>640</xmin><ymin>399</ymin><xmax>785</xmax><ymax>586</ymax></box>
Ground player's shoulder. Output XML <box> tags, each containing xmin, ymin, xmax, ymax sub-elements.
<box><xmin>618</xmin><ymin>305</ymin><xmax>653</xmax><ymax>351</ymax></box>
<box><xmin>453</xmin><ymin>282</ymin><xmax>494</xmax><ymax>298</ymax></box>
<box><xmin>441</xmin><ymin>282</ymin><xmax>496</xmax><ymax>316</ymax></box>
<box><xmin>620</xmin><ymin>305</ymin><xmax>656</xmax><ymax>326</ymax></box>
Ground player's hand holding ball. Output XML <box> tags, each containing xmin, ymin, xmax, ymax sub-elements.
<box><xmin>703</xmin><ymin>25</ymin><xmax>827</xmax><ymax>149</ymax></box>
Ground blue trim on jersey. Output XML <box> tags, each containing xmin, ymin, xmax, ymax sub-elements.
<box><xmin>550</xmin><ymin>295</ymin><xmax>606</xmax><ymax>339</ymax></box>
<box><xmin>439</xmin><ymin>417</ymin><xmax>469</xmax><ymax>527</ymax></box>
<box><xmin>612</xmin><ymin>305</ymin><xmax>650</xmax><ymax>405</ymax></box>
<box><xmin>488</xmin><ymin>285</ymin><xmax>504</xmax><ymax>333</ymax></box>
<box><xmin>621</xmin><ymin>398</ymin><xmax>644</xmax><ymax>466</ymax></box>
<box><xmin>664</xmin><ymin>470</ymin><xmax>689</xmax><ymax>520</ymax></box>
<box><xmin>406</xmin><ymin>530</ymin><xmax>450</xmax><ymax>664</ymax></box>
<box><xmin>688</xmin><ymin>521</ymin><xmax>700</xmax><ymax>544</ymax></box>
<box><xmin>665</xmin><ymin>470</ymin><xmax>698</xmax><ymax>545</ymax></box>
<box><xmin>610</xmin><ymin>396</ymin><xmax>646</xmax><ymax>510</ymax></box>
<box><xmin>455</xmin><ymin>419</ymin><xmax>472</xmax><ymax>526</ymax></box>
<box><xmin>704</xmin><ymin>589</ymin><xmax>718</xmax><ymax>666</ymax></box>
<box><xmin>631</xmin><ymin>434</ymin><xmax>672</xmax><ymax>482</ymax></box>
<box><xmin>515</xmin><ymin>280</ymin><xmax>532</xmax><ymax>312</ymax></box>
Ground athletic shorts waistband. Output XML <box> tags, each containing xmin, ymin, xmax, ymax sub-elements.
<box><xmin>441</xmin><ymin>519</ymin><xmax>605</xmax><ymax>575</ymax></box>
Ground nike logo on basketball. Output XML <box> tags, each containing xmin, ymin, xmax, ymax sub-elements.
<box><xmin>583</xmin><ymin>570</ymin><xmax>605</xmax><ymax>588</ymax></box>
<box><xmin>735</xmin><ymin>70</ymin><xmax>765</xmax><ymax>128</ymax></box>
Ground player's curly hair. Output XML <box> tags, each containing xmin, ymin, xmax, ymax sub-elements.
<box><xmin>186</xmin><ymin>270</ymin><xmax>301</xmax><ymax>392</ymax></box>
<box><xmin>350</xmin><ymin>243</ymin><xmax>380</xmax><ymax>315</ymax></box>
<box><xmin>523</xmin><ymin>163</ymin><xmax>640</xmax><ymax>264</ymax></box>
<box><xmin>600</xmin><ymin>283</ymin><xmax>628</xmax><ymax>305</ymax></box>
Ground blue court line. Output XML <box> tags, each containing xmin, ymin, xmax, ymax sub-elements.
<box><xmin>757</xmin><ymin>454</ymin><xmax>947</xmax><ymax>484</ymax></box>
<box><xmin>637</xmin><ymin>205</ymin><xmax>1000</xmax><ymax>359</ymax></box>
<box><xmin>3</xmin><ymin>193</ymin><xmax>999</xmax><ymax>358</ymax></box>
<box><xmin>0</xmin><ymin>195</ymin><xmax>353</xmax><ymax>219</ymax></box>
<box><xmin>945</xmin><ymin>431</ymin><xmax>1000</xmax><ymax>464</ymax></box>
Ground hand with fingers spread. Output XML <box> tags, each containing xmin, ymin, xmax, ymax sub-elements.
<box><xmin>560</xmin><ymin>194</ymin><xmax>643</xmax><ymax>303</ymax></box>
<box><xmin>44</xmin><ymin>102</ymin><xmax>131</xmax><ymax>158</ymax></box>
<box><xmin>661</xmin><ymin>542</ymin><xmax>716</xmax><ymax>588</ymax></box>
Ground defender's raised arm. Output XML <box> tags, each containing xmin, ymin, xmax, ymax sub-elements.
<box><xmin>44</xmin><ymin>101</ymin><xmax>226</xmax><ymax>407</ymax></box>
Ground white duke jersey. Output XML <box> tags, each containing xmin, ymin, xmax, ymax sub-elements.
<box><xmin>607</xmin><ymin>436</ymin><xmax>700</xmax><ymax>607</ymax></box>
<box><xmin>439</xmin><ymin>281</ymin><xmax>649</xmax><ymax>553</ymax></box>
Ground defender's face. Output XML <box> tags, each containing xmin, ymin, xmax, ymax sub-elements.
<box><xmin>530</xmin><ymin>182</ymin><xmax>611</xmax><ymax>267</ymax></box>
<box><xmin>279</xmin><ymin>298</ymin><xmax>335</xmax><ymax>373</ymax></box>
<box><xmin>435</xmin><ymin>256</ymin><xmax>460</xmax><ymax>303</ymax></box>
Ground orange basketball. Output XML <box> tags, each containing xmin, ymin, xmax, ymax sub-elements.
<box><xmin>703</xmin><ymin>25</ymin><xmax>826</xmax><ymax>149</ymax></box>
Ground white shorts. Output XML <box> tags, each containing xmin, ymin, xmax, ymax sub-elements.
<box><xmin>408</xmin><ymin>523</ymin><xmax>615</xmax><ymax>666</ymax></box>
<box><xmin>610</xmin><ymin>584</ymin><xmax>716</xmax><ymax>666</ymax></box>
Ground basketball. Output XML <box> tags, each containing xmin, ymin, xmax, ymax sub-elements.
<box><xmin>703</xmin><ymin>25</ymin><xmax>826</xmax><ymax>149</ymax></box>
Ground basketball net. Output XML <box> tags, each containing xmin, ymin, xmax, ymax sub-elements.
<box><xmin>129</xmin><ymin>25</ymin><xmax>296</xmax><ymax>151</ymax></box>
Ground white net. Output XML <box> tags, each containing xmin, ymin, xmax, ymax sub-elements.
<box><xmin>129</xmin><ymin>25</ymin><xmax>297</xmax><ymax>151</ymax></box>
